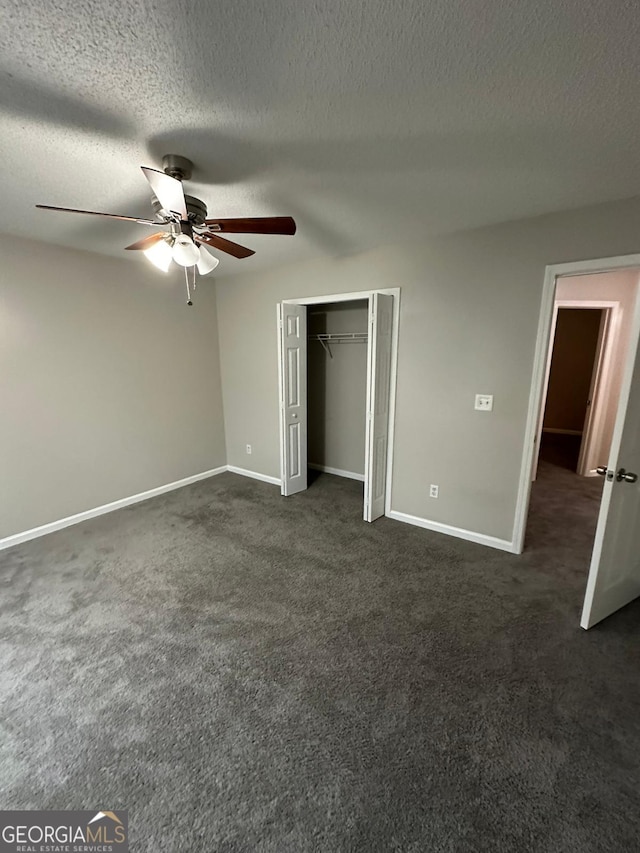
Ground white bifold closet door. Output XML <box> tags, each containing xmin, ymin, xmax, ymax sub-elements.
<box><xmin>279</xmin><ymin>303</ymin><xmax>308</xmax><ymax>496</ymax></box>
<box><xmin>364</xmin><ymin>293</ymin><xmax>393</xmax><ymax>521</ymax></box>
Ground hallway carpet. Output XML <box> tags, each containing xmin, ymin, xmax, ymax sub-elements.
<box><xmin>1</xmin><ymin>464</ymin><xmax>638</xmax><ymax>852</ymax></box>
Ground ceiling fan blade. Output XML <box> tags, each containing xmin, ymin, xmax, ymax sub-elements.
<box><xmin>141</xmin><ymin>167</ymin><xmax>188</xmax><ymax>220</ymax></box>
<box><xmin>203</xmin><ymin>216</ymin><xmax>296</xmax><ymax>235</ymax></box>
<box><xmin>197</xmin><ymin>232</ymin><xmax>255</xmax><ymax>259</ymax></box>
<box><xmin>36</xmin><ymin>204</ymin><xmax>160</xmax><ymax>226</ymax></box>
<box><xmin>124</xmin><ymin>232</ymin><xmax>167</xmax><ymax>251</ymax></box>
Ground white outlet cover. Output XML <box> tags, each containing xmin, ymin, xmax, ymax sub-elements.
<box><xmin>475</xmin><ymin>394</ymin><xmax>493</xmax><ymax>411</ymax></box>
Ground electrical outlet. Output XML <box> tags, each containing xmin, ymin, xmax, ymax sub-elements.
<box><xmin>429</xmin><ymin>484</ymin><xmax>439</xmax><ymax>498</ymax></box>
<box><xmin>246</xmin><ymin>444</ymin><xmax>252</xmax><ymax>455</ymax></box>
<box><xmin>475</xmin><ymin>394</ymin><xmax>494</xmax><ymax>412</ymax></box>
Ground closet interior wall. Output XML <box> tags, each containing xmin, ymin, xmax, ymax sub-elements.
<box><xmin>307</xmin><ymin>300</ymin><xmax>368</xmax><ymax>478</ymax></box>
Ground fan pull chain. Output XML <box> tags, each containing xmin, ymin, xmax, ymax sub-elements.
<box><xmin>184</xmin><ymin>266</ymin><xmax>193</xmax><ymax>306</ymax></box>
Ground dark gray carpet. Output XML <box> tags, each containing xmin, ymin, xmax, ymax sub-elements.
<box><xmin>1</xmin><ymin>463</ymin><xmax>639</xmax><ymax>852</ymax></box>
<box><xmin>539</xmin><ymin>432</ymin><xmax>583</xmax><ymax>471</ymax></box>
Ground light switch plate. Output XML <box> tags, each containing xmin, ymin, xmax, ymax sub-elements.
<box><xmin>475</xmin><ymin>394</ymin><xmax>493</xmax><ymax>412</ymax></box>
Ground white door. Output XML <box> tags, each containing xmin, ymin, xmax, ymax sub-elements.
<box><xmin>364</xmin><ymin>293</ymin><xmax>393</xmax><ymax>522</ymax></box>
<box><xmin>581</xmin><ymin>296</ymin><xmax>640</xmax><ymax>628</ymax></box>
<box><xmin>278</xmin><ymin>303</ymin><xmax>308</xmax><ymax>496</ymax></box>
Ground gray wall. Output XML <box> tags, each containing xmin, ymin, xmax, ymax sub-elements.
<box><xmin>0</xmin><ymin>234</ymin><xmax>226</xmax><ymax>539</ymax></box>
<box><xmin>216</xmin><ymin>196</ymin><xmax>640</xmax><ymax>543</ymax></box>
<box><xmin>308</xmin><ymin>301</ymin><xmax>368</xmax><ymax>475</ymax></box>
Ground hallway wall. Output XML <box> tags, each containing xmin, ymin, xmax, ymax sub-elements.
<box><xmin>543</xmin><ymin>308</ymin><xmax>602</xmax><ymax>433</ymax></box>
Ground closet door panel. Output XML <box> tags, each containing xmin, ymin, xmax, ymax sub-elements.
<box><xmin>364</xmin><ymin>293</ymin><xmax>393</xmax><ymax>521</ymax></box>
<box><xmin>279</xmin><ymin>303</ymin><xmax>308</xmax><ymax>495</ymax></box>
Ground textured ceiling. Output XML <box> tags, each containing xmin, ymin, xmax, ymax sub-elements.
<box><xmin>1</xmin><ymin>0</ymin><xmax>639</xmax><ymax>275</ymax></box>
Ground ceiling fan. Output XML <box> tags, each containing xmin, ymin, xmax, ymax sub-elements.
<box><xmin>36</xmin><ymin>154</ymin><xmax>296</xmax><ymax>305</ymax></box>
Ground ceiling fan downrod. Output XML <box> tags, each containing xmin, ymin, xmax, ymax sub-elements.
<box><xmin>161</xmin><ymin>154</ymin><xmax>193</xmax><ymax>182</ymax></box>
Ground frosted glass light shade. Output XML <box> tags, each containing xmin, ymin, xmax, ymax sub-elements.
<box><xmin>172</xmin><ymin>235</ymin><xmax>200</xmax><ymax>267</ymax></box>
<box><xmin>197</xmin><ymin>245</ymin><xmax>219</xmax><ymax>275</ymax></box>
<box><xmin>143</xmin><ymin>238</ymin><xmax>173</xmax><ymax>272</ymax></box>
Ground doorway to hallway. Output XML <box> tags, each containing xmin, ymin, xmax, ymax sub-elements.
<box><xmin>516</xmin><ymin>258</ymin><xmax>640</xmax><ymax>629</ymax></box>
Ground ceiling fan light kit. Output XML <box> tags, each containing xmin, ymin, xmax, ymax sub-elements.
<box><xmin>172</xmin><ymin>234</ymin><xmax>201</xmax><ymax>267</ymax></box>
<box><xmin>36</xmin><ymin>154</ymin><xmax>296</xmax><ymax>306</ymax></box>
<box><xmin>143</xmin><ymin>236</ymin><xmax>173</xmax><ymax>272</ymax></box>
<box><xmin>196</xmin><ymin>245</ymin><xmax>219</xmax><ymax>275</ymax></box>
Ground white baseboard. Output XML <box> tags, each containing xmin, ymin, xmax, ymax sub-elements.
<box><xmin>226</xmin><ymin>465</ymin><xmax>281</xmax><ymax>486</ymax></box>
<box><xmin>309</xmin><ymin>463</ymin><xmax>364</xmax><ymax>482</ymax></box>
<box><xmin>0</xmin><ymin>466</ymin><xmax>227</xmax><ymax>552</ymax></box>
<box><xmin>387</xmin><ymin>509</ymin><xmax>516</xmax><ymax>553</ymax></box>
<box><xmin>542</xmin><ymin>428</ymin><xmax>583</xmax><ymax>436</ymax></box>
<box><xmin>1</xmin><ymin>466</ymin><xmax>513</xmax><ymax>557</ymax></box>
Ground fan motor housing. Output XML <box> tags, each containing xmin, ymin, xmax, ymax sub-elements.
<box><xmin>162</xmin><ymin>154</ymin><xmax>193</xmax><ymax>181</ymax></box>
<box><xmin>152</xmin><ymin>194</ymin><xmax>208</xmax><ymax>226</ymax></box>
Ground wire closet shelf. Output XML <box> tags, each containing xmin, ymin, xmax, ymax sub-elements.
<box><xmin>308</xmin><ymin>332</ymin><xmax>368</xmax><ymax>358</ymax></box>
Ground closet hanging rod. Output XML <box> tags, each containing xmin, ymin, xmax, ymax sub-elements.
<box><xmin>308</xmin><ymin>333</ymin><xmax>368</xmax><ymax>341</ymax></box>
<box><xmin>308</xmin><ymin>332</ymin><xmax>368</xmax><ymax>358</ymax></box>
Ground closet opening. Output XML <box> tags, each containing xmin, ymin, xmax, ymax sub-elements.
<box><xmin>277</xmin><ymin>288</ymin><xmax>400</xmax><ymax>522</ymax></box>
<box><xmin>308</xmin><ymin>300</ymin><xmax>368</xmax><ymax>484</ymax></box>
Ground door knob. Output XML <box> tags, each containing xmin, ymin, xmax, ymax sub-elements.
<box><xmin>596</xmin><ymin>466</ymin><xmax>608</xmax><ymax>476</ymax></box>
<box><xmin>291</xmin><ymin>413</ymin><xmax>298</xmax><ymax>419</ymax></box>
<box><xmin>616</xmin><ymin>468</ymin><xmax>638</xmax><ymax>483</ymax></box>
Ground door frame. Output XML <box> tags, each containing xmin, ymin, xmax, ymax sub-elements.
<box><xmin>277</xmin><ymin>287</ymin><xmax>401</xmax><ymax>516</ymax></box>
<box><xmin>513</xmin><ymin>255</ymin><xmax>640</xmax><ymax>554</ymax></box>
<box><xmin>533</xmin><ymin>300</ymin><xmax>621</xmax><ymax>479</ymax></box>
